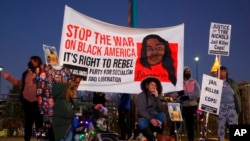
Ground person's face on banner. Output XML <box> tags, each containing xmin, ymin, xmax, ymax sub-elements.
<box><xmin>45</xmin><ymin>89</ymin><xmax>50</xmax><ymax>98</ymax></box>
<box><xmin>38</xmin><ymin>96</ymin><xmax>42</xmax><ymax>105</ymax></box>
<box><xmin>40</xmin><ymin>72</ymin><xmax>46</xmax><ymax>80</ymax></box>
<box><xmin>146</xmin><ymin>38</ymin><xmax>165</xmax><ymax>66</ymax></box>
<box><xmin>48</xmin><ymin>98</ymin><xmax>54</xmax><ymax>108</ymax></box>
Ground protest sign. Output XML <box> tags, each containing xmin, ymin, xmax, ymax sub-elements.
<box><xmin>199</xmin><ymin>74</ymin><xmax>223</xmax><ymax>115</ymax></box>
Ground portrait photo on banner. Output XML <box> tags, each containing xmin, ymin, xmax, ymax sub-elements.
<box><xmin>134</xmin><ymin>34</ymin><xmax>179</xmax><ymax>86</ymax></box>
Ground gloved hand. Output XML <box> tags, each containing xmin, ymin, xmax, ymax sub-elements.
<box><xmin>180</xmin><ymin>95</ymin><xmax>189</xmax><ymax>101</ymax></box>
<box><xmin>177</xmin><ymin>90</ymin><xmax>184</xmax><ymax>96</ymax></box>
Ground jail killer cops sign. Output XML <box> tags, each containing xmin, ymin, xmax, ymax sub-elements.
<box><xmin>208</xmin><ymin>22</ymin><xmax>231</xmax><ymax>56</ymax></box>
<box><xmin>58</xmin><ymin>5</ymin><xmax>184</xmax><ymax>93</ymax></box>
<box><xmin>198</xmin><ymin>74</ymin><xmax>223</xmax><ymax>115</ymax></box>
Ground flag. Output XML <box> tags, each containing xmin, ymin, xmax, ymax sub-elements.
<box><xmin>211</xmin><ymin>55</ymin><xmax>220</xmax><ymax>72</ymax></box>
<box><xmin>128</xmin><ymin>0</ymin><xmax>137</xmax><ymax>27</ymax></box>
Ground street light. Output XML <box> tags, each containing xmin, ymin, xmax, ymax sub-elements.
<box><xmin>194</xmin><ymin>56</ymin><xmax>199</xmax><ymax>81</ymax></box>
<box><xmin>0</xmin><ymin>66</ymin><xmax>3</xmax><ymax>94</ymax></box>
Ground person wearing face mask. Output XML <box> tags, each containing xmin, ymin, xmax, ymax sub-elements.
<box><xmin>1</xmin><ymin>56</ymin><xmax>43</xmax><ymax>141</ymax></box>
<box><xmin>177</xmin><ymin>66</ymin><xmax>200</xmax><ymax>141</ymax></box>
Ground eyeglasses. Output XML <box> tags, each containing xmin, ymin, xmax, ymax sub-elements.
<box><xmin>146</xmin><ymin>46</ymin><xmax>164</xmax><ymax>53</ymax></box>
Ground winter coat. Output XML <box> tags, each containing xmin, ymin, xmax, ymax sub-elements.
<box><xmin>52</xmin><ymin>82</ymin><xmax>76</xmax><ymax>141</ymax></box>
<box><xmin>136</xmin><ymin>92</ymin><xmax>164</xmax><ymax>120</ymax></box>
<box><xmin>227</xmin><ymin>77</ymin><xmax>241</xmax><ymax>113</ymax></box>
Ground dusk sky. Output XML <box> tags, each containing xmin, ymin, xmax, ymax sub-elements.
<box><xmin>1</xmin><ymin>0</ymin><xmax>250</xmax><ymax>94</ymax></box>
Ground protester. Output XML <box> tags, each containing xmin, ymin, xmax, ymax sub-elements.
<box><xmin>217</xmin><ymin>66</ymin><xmax>241</xmax><ymax>141</ymax></box>
<box><xmin>91</xmin><ymin>92</ymin><xmax>109</xmax><ymax>127</ymax></box>
<box><xmin>117</xmin><ymin>93</ymin><xmax>131</xmax><ymax>140</ymax></box>
<box><xmin>1</xmin><ymin>56</ymin><xmax>43</xmax><ymax>141</ymax></box>
<box><xmin>93</xmin><ymin>92</ymin><xmax>107</xmax><ymax>107</ymax></box>
<box><xmin>92</xmin><ymin>92</ymin><xmax>109</xmax><ymax>113</ymax></box>
<box><xmin>136</xmin><ymin>76</ymin><xmax>166</xmax><ymax>141</ymax></box>
<box><xmin>52</xmin><ymin>77</ymin><xmax>81</xmax><ymax>141</ymax></box>
<box><xmin>177</xmin><ymin>66</ymin><xmax>200</xmax><ymax>141</ymax></box>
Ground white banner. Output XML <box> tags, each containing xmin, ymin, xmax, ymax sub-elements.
<box><xmin>58</xmin><ymin>5</ymin><xmax>184</xmax><ymax>94</ymax></box>
<box><xmin>198</xmin><ymin>74</ymin><xmax>223</xmax><ymax>115</ymax></box>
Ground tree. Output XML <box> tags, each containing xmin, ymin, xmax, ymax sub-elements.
<box><xmin>0</xmin><ymin>85</ymin><xmax>23</xmax><ymax>136</ymax></box>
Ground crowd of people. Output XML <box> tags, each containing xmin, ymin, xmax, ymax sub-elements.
<box><xmin>1</xmin><ymin>54</ymin><xmax>241</xmax><ymax>141</ymax></box>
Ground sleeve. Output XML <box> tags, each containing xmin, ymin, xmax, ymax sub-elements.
<box><xmin>53</xmin><ymin>100</ymin><xmax>75</xmax><ymax>119</ymax></box>
<box><xmin>71</xmin><ymin>99</ymin><xmax>79</xmax><ymax>110</ymax></box>
<box><xmin>6</xmin><ymin>73</ymin><xmax>22</xmax><ymax>86</ymax></box>
<box><xmin>229</xmin><ymin>78</ymin><xmax>241</xmax><ymax>113</ymax></box>
<box><xmin>155</xmin><ymin>96</ymin><xmax>164</xmax><ymax>112</ymax></box>
<box><xmin>136</xmin><ymin>93</ymin><xmax>152</xmax><ymax>120</ymax></box>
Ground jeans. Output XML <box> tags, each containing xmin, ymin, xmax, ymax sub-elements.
<box><xmin>138</xmin><ymin>112</ymin><xmax>166</xmax><ymax>129</ymax></box>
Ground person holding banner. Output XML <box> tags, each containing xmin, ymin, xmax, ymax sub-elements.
<box><xmin>136</xmin><ymin>34</ymin><xmax>177</xmax><ymax>86</ymax></box>
<box><xmin>136</xmin><ymin>76</ymin><xmax>166</xmax><ymax>141</ymax></box>
<box><xmin>217</xmin><ymin>66</ymin><xmax>241</xmax><ymax>141</ymax></box>
<box><xmin>177</xmin><ymin>66</ymin><xmax>200</xmax><ymax>141</ymax></box>
<box><xmin>52</xmin><ymin>77</ymin><xmax>81</xmax><ymax>141</ymax></box>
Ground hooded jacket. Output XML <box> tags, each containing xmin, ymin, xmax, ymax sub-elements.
<box><xmin>181</xmin><ymin>66</ymin><xmax>201</xmax><ymax>107</ymax></box>
<box><xmin>52</xmin><ymin>82</ymin><xmax>76</xmax><ymax>141</ymax></box>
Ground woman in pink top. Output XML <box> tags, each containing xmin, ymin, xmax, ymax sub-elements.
<box><xmin>1</xmin><ymin>56</ymin><xmax>43</xmax><ymax>141</ymax></box>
